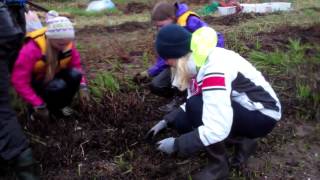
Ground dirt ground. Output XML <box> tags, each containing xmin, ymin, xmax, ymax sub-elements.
<box><xmin>248</xmin><ymin>25</ymin><xmax>320</xmax><ymax>51</ymax></box>
<box><xmin>204</xmin><ymin>13</ymin><xmax>266</xmax><ymax>26</ymax></box>
<box><xmin>1</xmin><ymin>4</ymin><xmax>320</xmax><ymax>180</ymax></box>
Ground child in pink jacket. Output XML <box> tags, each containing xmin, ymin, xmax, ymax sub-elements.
<box><xmin>12</xmin><ymin>14</ymin><xmax>89</xmax><ymax>121</ymax></box>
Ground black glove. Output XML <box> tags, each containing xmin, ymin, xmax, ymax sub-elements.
<box><xmin>32</xmin><ymin>104</ymin><xmax>50</xmax><ymax>121</ymax></box>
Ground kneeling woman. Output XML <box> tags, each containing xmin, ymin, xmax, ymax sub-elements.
<box><xmin>12</xmin><ymin>15</ymin><xmax>89</xmax><ymax>121</ymax></box>
<box><xmin>146</xmin><ymin>25</ymin><xmax>282</xmax><ymax>180</ymax></box>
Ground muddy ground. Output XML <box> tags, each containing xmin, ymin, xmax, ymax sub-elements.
<box><xmin>1</xmin><ymin>10</ymin><xmax>320</xmax><ymax>180</ymax></box>
<box><xmin>79</xmin><ymin>11</ymin><xmax>266</xmax><ymax>34</ymax></box>
<box><xmin>204</xmin><ymin>13</ymin><xmax>266</xmax><ymax>26</ymax></box>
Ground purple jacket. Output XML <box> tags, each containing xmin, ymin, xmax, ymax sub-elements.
<box><xmin>175</xmin><ymin>3</ymin><xmax>208</xmax><ymax>33</ymax></box>
<box><xmin>148</xmin><ymin>3</ymin><xmax>225</xmax><ymax>77</ymax></box>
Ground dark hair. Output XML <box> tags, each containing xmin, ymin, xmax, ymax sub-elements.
<box><xmin>151</xmin><ymin>1</ymin><xmax>176</xmax><ymax>21</ymax></box>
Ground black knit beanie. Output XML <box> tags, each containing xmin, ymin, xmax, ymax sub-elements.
<box><xmin>156</xmin><ymin>24</ymin><xmax>192</xmax><ymax>60</ymax></box>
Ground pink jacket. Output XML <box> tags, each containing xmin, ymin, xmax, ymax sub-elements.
<box><xmin>11</xmin><ymin>40</ymin><xmax>87</xmax><ymax>107</ymax></box>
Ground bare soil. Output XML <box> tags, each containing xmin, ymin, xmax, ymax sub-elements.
<box><xmin>79</xmin><ymin>21</ymin><xmax>151</xmax><ymax>34</ymax></box>
<box><xmin>204</xmin><ymin>13</ymin><xmax>265</xmax><ymax>26</ymax></box>
<box><xmin>123</xmin><ymin>2</ymin><xmax>152</xmax><ymax>14</ymax></box>
<box><xmin>247</xmin><ymin>24</ymin><xmax>320</xmax><ymax>51</ymax></box>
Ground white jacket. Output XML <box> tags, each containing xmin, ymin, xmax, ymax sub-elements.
<box><xmin>174</xmin><ymin>48</ymin><xmax>281</xmax><ymax>155</ymax></box>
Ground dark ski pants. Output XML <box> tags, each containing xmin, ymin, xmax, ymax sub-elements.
<box><xmin>32</xmin><ymin>69</ymin><xmax>82</xmax><ymax>112</ymax></box>
<box><xmin>166</xmin><ymin>95</ymin><xmax>277</xmax><ymax>138</ymax></box>
<box><xmin>149</xmin><ymin>68</ymin><xmax>174</xmax><ymax>97</ymax></box>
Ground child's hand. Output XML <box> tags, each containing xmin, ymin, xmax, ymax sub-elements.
<box><xmin>133</xmin><ymin>71</ymin><xmax>150</xmax><ymax>84</ymax></box>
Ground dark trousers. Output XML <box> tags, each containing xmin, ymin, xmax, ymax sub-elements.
<box><xmin>0</xmin><ymin>37</ymin><xmax>28</xmax><ymax>161</ymax></box>
<box><xmin>170</xmin><ymin>95</ymin><xmax>277</xmax><ymax>139</ymax></box>
<box><xmin>32</xmin><ymin>69</ymin><xmax>82</xmax><ymax>112</ymax></box>
<box><xmin>150</xmin><ymin>67</ymin><xmax>187</xmax><ymax>98</ymax></box>
<box><xmin>149</xmin><ymin>68</ymin><xmax>175</xmax><ymax>97</ymax></box>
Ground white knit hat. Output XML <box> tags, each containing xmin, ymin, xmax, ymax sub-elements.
<box><xmin>45</xmin><ymin>15</ymin><xmax>75</xmax><ymax>39</ymax></box>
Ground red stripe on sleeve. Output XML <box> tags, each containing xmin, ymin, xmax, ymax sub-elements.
<box><xmin>202</xmin><ymin>77</ymin><xmax>225</xmax><ymax>87</ymax></box>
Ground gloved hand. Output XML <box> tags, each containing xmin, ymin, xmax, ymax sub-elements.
<box><xmin>145</xmin><ymin>120</ymin><xmax>167</xmax><ymax>140</ymax></box>
<box><xmin>32</xmin><ymin>104</ymin><xmax>50</xmax><ymax>121</ymax></box>
<box><xmin>79</xmin><ymin>87</ymin><xmax>90</xmax><ymax>104</ymax></box>
<box><xmin>133</xmin><ymin>70</ymin><xmax>150</xmax><ymax>83</ymax></box>
<box><xmin>139</xmin><ymin>70</ymin><xmax>149</xmax><ymax>78</ymax></box>
<box><xmin>157</xmin><ymin>137</ymin><xmax>177</xmax><ymax>155</ymax></box>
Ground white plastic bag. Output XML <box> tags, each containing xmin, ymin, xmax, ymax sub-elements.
<box><xmin>25</xmin><ymin>11</ymin><xmax>43</xmax><ymax>32</ymax></box>
<box><xmin>218</xmin><ymin>6</ymin><xmax>237</xmax><ymax>16</ymax></box>
<box><xmin>86</xmin><ymin>0</ymin><xmax>115</xmax><ymax>12</ymax></box>
<box><xmin>241</xmin><ymin>2</ymin><xmax>291</xmax><ymax>13</ymax></box>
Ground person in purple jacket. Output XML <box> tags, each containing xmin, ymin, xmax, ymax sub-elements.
<box><xmin>135</xmin><ymin>1</ymin><xmax>225</xmax><ymax>112</ymax></box>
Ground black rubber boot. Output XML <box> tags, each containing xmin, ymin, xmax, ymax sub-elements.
<box><xmin>228</xmin><ymin>137</ymin><xmax>257</xmax><ymax>169</ymax></box>
<box><xmin>192</xmin><ymin>142</ymin><xmax>229</xmax><ymax>180</ymax></box>
<box><xmin>13</xmin><ymin>148</ymin><xmax>39</xmax><ymax>180</ymax></box>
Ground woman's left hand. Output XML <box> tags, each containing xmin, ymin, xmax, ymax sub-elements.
<box><xmin>157</xmin><ymin>137</ymin><xmax>177</xmax><ymax>155</ymax></box>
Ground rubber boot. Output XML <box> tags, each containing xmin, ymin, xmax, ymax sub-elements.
<box><xmin>13</xmin><ymin>148</ymin><xmax>40</xmax><ymax>180</ymax></box>
<box><xmin>192</xmin><ymin>142</ymin><xmax>229</xmax><ymax>180</ymax></box>
<box><xmin>228</xmin><ymin>137</ymin><xmax>257</xmax><ymax>169</ymax></box>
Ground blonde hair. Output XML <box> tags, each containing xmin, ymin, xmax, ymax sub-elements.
<box><xmin>44</xmin><ymin>39</ymin><xmax>59</xmax><ymax>83</ymax></box>
<box><xmin>171</xmin><ymin>53</ymin><xmax>193</xmax><ymax>91</ymax></box>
